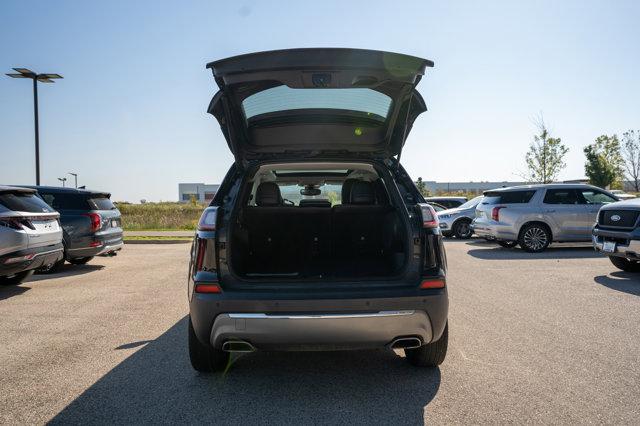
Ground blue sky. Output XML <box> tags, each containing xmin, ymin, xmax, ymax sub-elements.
<box><xmin>1</xmin><ymin>0</ymin><xmax>638</xmax><ymax>202</ymax></box>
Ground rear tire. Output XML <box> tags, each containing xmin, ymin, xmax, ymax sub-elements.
<box><xmin>518</xmin><ymin>223</ymin><xmax>551</xmax><ymax>253</ymax></box>
<box><xmin>404</xmin><ymin>322</ymin><xmax>448</xmax><ymax>367</ymax></box>
<box><xmin>609</xmin><ymin>256</ymin><xmax>640</xmax><ymax>272</ymax></box>
<box><xmin>69</xmin><ymin>256</ymin><xmax>93</xmax><ymax>265</ymax></box>
<box><xmin>0</xmin><ymin>270</ymin><xmax>34</xmax><ymax>286</ymax></box>
<box><xmin>497</xmin><ymin>240</ymin><xmax>518</xmax><ymax>248</ymax></box>
<box><xmin>453</xmin><ymin>220</ymin><xmax>473</xmax><ymax>239</ymax></box>
<box><xmin>188</xmin><ymin>316</ymin><xmax>230</xmax><ymax>372</ymax></box>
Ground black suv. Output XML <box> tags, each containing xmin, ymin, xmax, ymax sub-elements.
<box><xmin>21</xmin><ymin>186</ymin><xmax>123</xmax><ymax>271</ymax></box>
<box><xmin>592</xmin><ymin>198</ymin><xmax>640</xmax><ymax>272</ymax></box>
<box><xmin>188</xmin><ymin>48</ymin><xmax>449</xmax><ymax>372</ymax></box>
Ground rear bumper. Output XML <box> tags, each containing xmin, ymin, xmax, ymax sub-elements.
<box><xmin>190</xmin><ymin>291</ymin><xmax>448</xmax><ymax>351</ymax></box>
<box><xmin>0</xmin><ymin>243</ymin><xmax>64</xmax><ymax>276</ymax></box>
<box><xmin>67</xmin><ymin>238</ymin><xmax>123</xmax><ymax>259</ymax></box>
<box><xmin>210</xmin><ymin>310</ymin><xmax>432</xmax><ymax>351</ymax></box>
<box><xmin>471</xmin><ymin>219</ymin><xmax>517</xmax><ymax>240</ymax></box>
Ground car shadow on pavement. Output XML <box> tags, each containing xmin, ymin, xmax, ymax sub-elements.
<box><xmin>466</xmin><ymin>246</ymin><xmax>601</xmax><ymax>260</ymax></box>
<box><xmin>51</xmin><ymin>316</ymin><xmax>441</xmax><ymax>425</ymax></box>
<box><xmin>0</xmin><ymin>284</ymin><xmax>30</xmax><ymax>301</ymax></box>
<box><xmin>594</xmin><ymin>272</ymin><xmax>640</xmax><ymax>296</ymax></box>
<box><xmin>29</xmin><ymin>264</ymin><xmax>105</xmax><ymax>282</ymax></box>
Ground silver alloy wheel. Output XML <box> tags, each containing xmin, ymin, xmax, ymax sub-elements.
<box><xmin>523</xmin><ymin>226</ymin><xmax>548</xmax><ymax>251</ymax></box>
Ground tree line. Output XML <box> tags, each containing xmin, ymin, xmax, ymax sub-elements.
<box><xmin>525</xmin><ymin>119</ymin><xmax>640</xmax><ymax>191</ymax></box>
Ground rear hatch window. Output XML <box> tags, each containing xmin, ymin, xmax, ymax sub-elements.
<box><xmin>40</xmin><ymin>193</ymin><xmax>116</xmax><ymax>211</ymax></box>
<box><xmin>0</xmin><ymin>192</ymin><xmax>55</xmax><ymax>213</ymax></box>
<box><xmin>482</xmin><ymin>190</ymin><xmax>536</xmax><ymax>204</ymax></box>
<box><xmin>242</xmin><ymin>86</ymin><xmax>392</xmax><ymax>122</ymax></box>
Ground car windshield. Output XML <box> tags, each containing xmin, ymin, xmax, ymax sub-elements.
<box><xmin>242</xmin><ymin>86</ymin><xmax>392</xmax><ymax>122</ymax></box>
<box><xmin>457</xmin><ymin>196</ymin><xmax>483</xmax><ymax>209</ymax></box>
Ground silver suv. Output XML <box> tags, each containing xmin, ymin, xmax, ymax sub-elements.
<box><xmin>0</xmin><ymin>186</ymin><xmax>63</xmax><ymax>285</ymax></box>
<box><xmin>472</xmin><ymin>184</ymin><xmax>618</xmax><ymax>252</ymax></box>
<box><xmin>437</xmin><ymin>196</ymin><xmax>483</xmax><ymax>239</ymax></box>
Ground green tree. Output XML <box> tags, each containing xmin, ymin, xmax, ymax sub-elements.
<box><xmin>524</xmin><ymin>120</ymin><xmax>569</xmax><ymax>183</ymax></box>
<box><xmin>622</xmin><ymin>130</ymin><xmax>640</xmax><ymax>191</ymax></box>
<box><xmin>583</xmin><ymin>135</ymin><xmax>624</xmax><ymax>189</ymax></box>
<box><xmin>415</xmin><ymin>177</ymin><xmax>428</xmax><ymax>196</ymax></box>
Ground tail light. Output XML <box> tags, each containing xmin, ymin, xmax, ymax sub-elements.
<box><xmin>492</xmin><ymin>206</ymin><xmax>505</xmax><ymax>222</ymax></box>
<box><xmin>83</xmin><ymin>213</ymin><xmax>102</xmax><ymax>232</ymax></box>
<box><xmin>197</xmin><ymin>207</ymin><xmax>218</xmax><ymax>231</ymax></box>
<box><xmin>417</xmin><ymin>203</ymin><xmax>439</xmax><ymax>228</ymax></box>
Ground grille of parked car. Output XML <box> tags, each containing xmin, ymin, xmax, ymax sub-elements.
<box><xmin>599</xmin><ymin>210</ymin><xmax>640</xmax><ymax>229</ymax></box>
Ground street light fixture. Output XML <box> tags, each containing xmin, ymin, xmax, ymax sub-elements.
<box><xmin>57</xmin><ymin>177</ymin><xmax>67</xmax><ymax>187</ymax></box>
<box><xmin>68</xmin><ymin>172</ymin><xmax>78</xmax><ymax>188</ymax></box>
<box><xmin>6</xmin><ymin>67</ymin><xmax>63</xmax><ymax>185</ymax></box>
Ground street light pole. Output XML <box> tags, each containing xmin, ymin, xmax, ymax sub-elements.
<box><xmin>58</xmin><ymin>177</ymin><xmax>66</xmax><ymax>187</ymax></box>
<box><xmin>69</xmin><ymin>172</ymin><xmax>78</xmax><ymax>188</ymax></box>
<box><xmin>6</xmin><ymin>68</ymin><xmax>63</xmax><ymax>186</ymax></box>
<box><xmin>33</xmin><ymin>77</ymin><xmax>40</xmax><ymax>185</ymax></box>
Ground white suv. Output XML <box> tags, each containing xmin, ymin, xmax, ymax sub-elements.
<box><xmin>472</xmin><ymin>184</ymin><xmax>618</xmax><ymax>252</ymax></box>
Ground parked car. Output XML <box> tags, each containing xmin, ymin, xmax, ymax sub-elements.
<box><xmin>592</xmin><ymin>198</ymin><xmax>640</xmax><ymax>272</ymax></box>
<box><xmin>425</xmin><ymin>196</ymin><xmax>467</xmax><ymax>209</ymax></box>
<box><xmin>438</xmin><ymin>196</ymin><xmax>484</xmax><ymax>239</ymax></box>
<box><xmin>609</xmin><ymin>190</ymin><xmax>636</xmax><ymax>200</ymax></box>
<box><xmin>20</xmin><ymin>186</ymin><xmax>123</xmax><ymax>271</ymax></box>
<box><xmin>187</xmin><ymin>48</ymin><xmax>449</xmax><ymax>372</ymax></box>
<box><xmin>0</xmin><ymin>186</ymin><xmax>63</xmax><ymax>285</ymax></box>
<box><xmin>428</xmin><ymin>202</ymin><xmax>448</xmax><ymax>212</ymax></box>
<box><xmin>472</xmin><ymin>184</ymin><xmax>618</xmax><ymax>252</ymax></box>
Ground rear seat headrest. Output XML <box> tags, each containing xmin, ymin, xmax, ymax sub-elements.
<box><xmin>299</xmin><ymin>199</ymin><xmax>331</xmax><ymax>208</ymax></box>
<box><xmin>350</xmin><ymin>181</ymin><xmax>375</xmax><ymax>205</ymax></box>
<box><xmin>255</xmin><ymin>182</ymin><xmax>282</xmax><ymax>206</ymax></box>
<box><xmin>341</xmin><ymin>179</ymin><xmax>357</xmax><ymax>204</ymax></box>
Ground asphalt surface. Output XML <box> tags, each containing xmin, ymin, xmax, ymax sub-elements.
<box><xmin>1</xmin><ymin>240</ymin><xmax>639</xmax><ymax>424</ymax></box>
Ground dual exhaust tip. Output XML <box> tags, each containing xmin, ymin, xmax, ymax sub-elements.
<box><xmin>389</xmin><ymin>336</ymin><xmax>422</xmax><ymax>350</ymax></box>
<box><xmin>221</xmin><ymin>340</ymin><xmax>256</xmax><ymax>353</ymax></box>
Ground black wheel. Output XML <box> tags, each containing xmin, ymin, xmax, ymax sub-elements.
<box><xmin>442</xmin><ymin>231</ymin><xmax>453</xmax><ymax>238</ymax></box>
<box><xmin>453</xmin><ymin>220</ymin><xmax>473</xmax><ymax>239</ymax></box>
<box><xmin>609</xmin><ymin>256</ymin><xmax>640</xmax><ymax>272</ymax></box>
<box><xmin>37</xmin><ymin>258</ymin><xmax>65</xmax><ymax>274</ymax></box>
<box><xmin>404</xmin><ymin>322</ymin><xmax>448</xmax><ymax>367</ymax></box>
<box><xmin>68</xmin><ymin>256</ymin><xmax>94</xmax><ymax>265</ymax></box>
<box><xmin>0</xmin><ymin>270</ymin><xmax>34</xmax><ymax>286</ymax></box>
<box><xmin>518</xmin><ymin>223</ymin><xmax>551</xmax><ymax>253</ymax></box>
<box><xmin>188</xmin><ymin>316</ymin><xmax>230</xmax><ymax>372</ymax></box>
<box><xmin>497</xmin><ymin>240</ymin><xmax>518</xmax><ymax>248</ymax></box>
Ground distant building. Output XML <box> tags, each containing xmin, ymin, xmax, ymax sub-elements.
<box><xmin>178</xmin><ymin>183</ymin><xmax>220</xmax><ymax>203</ymax></box>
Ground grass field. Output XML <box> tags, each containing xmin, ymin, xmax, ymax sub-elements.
<box><xmin>116</xmin><ymin>202</ymin><xmax>204</xmax><ymax>231</ymax></box>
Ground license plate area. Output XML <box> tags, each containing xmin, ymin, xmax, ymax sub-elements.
<box><xmin>603</xmin><ymin>240</ymin><xmax>616</xmax><ymax>253</ymax></box>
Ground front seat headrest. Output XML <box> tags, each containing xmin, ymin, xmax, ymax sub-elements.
<box><xmin>255</xmin><ymin>182</ymin><xmax>282</xmax><ymax>206</ymax></box>
<box><xmin>350</xmin><ymin>181</ymin><xmax>375</xmax><ymax>205</ymax></box>
<box><xmin>341</xmin><ymin>178</ymin><xmax>358</xmax><ymax>204</ymax></box>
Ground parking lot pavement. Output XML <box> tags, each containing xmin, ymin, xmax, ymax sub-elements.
<box><xmin>1</xmin><ymin>242</ymin><xmax>639</xmax><ymax>424</ymax></box>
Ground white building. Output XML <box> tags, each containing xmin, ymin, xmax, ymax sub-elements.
<box><xmin>178</xmin><ymin>183</ymin><xmax>220</xmax><ymax>203</ymax></box>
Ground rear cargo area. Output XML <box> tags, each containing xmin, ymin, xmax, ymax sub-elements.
<box><xmin>228</xmin><ymin>167</ymin><xmax>410</xmax><ymax>280</ymax></box>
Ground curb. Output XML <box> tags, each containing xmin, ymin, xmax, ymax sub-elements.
<box><xmin>124</xmin><ymin>239</ymin><xmax>191</xmax><ymax>245</ymax></box>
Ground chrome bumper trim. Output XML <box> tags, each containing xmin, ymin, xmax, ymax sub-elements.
<box><xmin>228</xmin><ymin>310</ymin><xmax>415</xmax><ymax>320</ymax></box>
